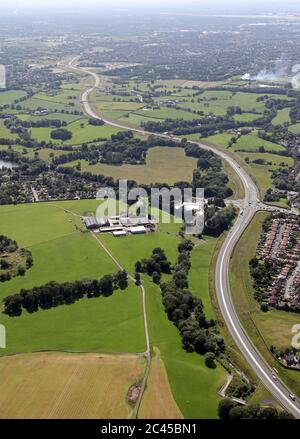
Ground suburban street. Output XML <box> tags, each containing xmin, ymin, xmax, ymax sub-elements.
<box><xmin>70</xmin><ymin>58</ymin><xmax>300</xmax><ymax>418</ymax></box>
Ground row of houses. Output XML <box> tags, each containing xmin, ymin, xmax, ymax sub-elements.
<box><xmin>259</xmin><ymin>217</ymin><xmax>300</xmax><ymax>309</ymax></box>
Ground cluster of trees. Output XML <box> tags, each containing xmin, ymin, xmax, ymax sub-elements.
<box><xmin>50</xmin><ymin>128</ymin><xmax>73</xmax><ymax>141</ymax></box>
<box><xmin>264</xmin><ymin>188</ymin><xmax>287</xmax><ymax>203</ymax></box>
<box><xmin>204</xmin><ymin>204</ymin><xmax>237</xmax><ymax>236</ymax></box>
<box><xmin>0</xmin><ymin>235</ymin><xmax>18</xmax><ymax>253</ymax></box>
<box><xmin>271</xmin><ymin>167</ymin><xmax>300</xmax><ymax>192</ymax></box>
<box><xmin>3</xmin><ymin>270</ymin><xmax>128</xmax><ymax>316</ymax></box>
<box><xmin>88</xmin><ymin>117</ymin><xmax>104</xmax><ymax>126</ymax></box>
<box><xmin>249</xmin><ymin>255</ymin><xmax>275</xmax><ymax>304</ymax></box>
<box><xmin>135</xmin><ymin>247</ymin><xmax>171</xmax><ymax>284</ymax></box>
<box><xmin>185</xmin><ymin>144</ymin><xmax>233</xmax><ymax>199</ymax></box>
<box><xmin>0</xmin><ymin>235</ymin><xmax>33</xmax><ymax>282</ymax></box>
<box><xmin>226</xmin><ymin>106</ymin><xmax>242</xmax><ymax>116</ymax></box>
<box><xmin>226</xmin><ymin>373</ymin><xmax>255</xmax><ymax>400</ymax></box>
<box><xmin>218</xmin><ymin>399</ymin><xmax>292</xmax><ymax>420</ymax></box>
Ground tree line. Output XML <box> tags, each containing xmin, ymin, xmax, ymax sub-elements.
<box><xmin>135</xmin><ymin>242</ymin><xmax>224</xmax><ymax>365</ymax></box>
<box><xmin>3</xmin><ymin>270</ymin><xmax>128</xmax><ymax>317</ymax></box>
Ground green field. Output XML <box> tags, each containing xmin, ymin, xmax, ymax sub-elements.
<box><xmin>199</xmin><ymin>133</ymin><xmax>233</xmax><ymax>149</ymax></box>
<box><xmin>272</xmin><ymin>108</ymin><xmax>291</xmax><ymax>126</ymax></box>
<box><xmin>0</xmin><ymin>201</ymin><xmax>145</xmax><ymax>355</ymax></box>
<box><xmin>239</xmin><ymin>152</ymin><xmax>293</xmax><ymax>197</ymax></box>
<box><xmin>0</xmin><ymin>198</ymin><xmax>226</xmax><ymax>417</ymax></box>
<box><xmin>233</xmin><ymin>113</ymin><xmax>261</xmax><ymax>123</ymax></box>
<box><xmin>203</xmin><ymin>132</ymin><xmax>290</xmax><ymax>199</ymax></box>
<box><xmin>189</xmin><ymin>237</ymin><xmax>218</xmax><ymax>320</ymax></box>
<box><xmin>233</xmin><ymin>133</ymin><xmax>285</xmax><ymax>152</ymax></box>
<box><xmin>289</xmin><ymin>123</ymin><xmax>300</xmax><ymax>135</ymax></box>
<box><xmin>0</xmin><ymin>120</ymin><xmax>17</xmax><ymax>140</ymax></box>
<box><xmin>0</xmin><ymin>90</ymin><xmax>27</xmax><ymax>105</ymax></box>
<box><xmin>62</xmin><ymin>146</ymin><xmax>197</xmax><ymax>184</ymax></box>
<box><xmin>95</xmin><ymin>100</ymin><xmax>143</xmax><ymax>112</ymax></box>
<box><xmin>18</xmin><ymin>112</ymin><xmax>82</xmax><ymax>124</ymax></box>
<box><xmin>134</xmin><ymin>107</ymin><xmax>201</xmax><ymax>121</ymax></box>
<box><xmin>30</xmin><ymin>118</ymin><xmax>122</xmax><ymax>145</ymax></box>
<box><xmin>33</xmin><ymin>90</ymin><xmax>79</xmax><ymax>105</ymax></box>
<box><xmin>179</xmin><ymin>91</ymin><xmax>287</xmax><ymax>116</ymax></box>
<box><xmin>20</xmin><ymin>97</ymin><xmax>73</xmax><ymax>113</ymax></box>
<box><xmin>119</xmin><ymin>112</ymin><xmax>162</xmax><ymax>127</ymax></box>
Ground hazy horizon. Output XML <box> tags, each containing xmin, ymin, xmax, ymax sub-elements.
<box><xmin>1</xmin><ymin>0</ymin><xmax>300</xmax><ymax>12</ymax></box>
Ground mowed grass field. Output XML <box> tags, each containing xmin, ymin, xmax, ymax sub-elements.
<box><xmin>62</xmin><ymin>147</ymin><xmax>197</xmax><ymax>184</ymax></box>
<box><xmin>0</xmin><ymin>352</ymin><xmax>145</xmax><ymax>419</ymax></box>
<box><xmin>0</xmin><ymin>120</ymin><xmax>17</xmax><ymax>140</ymax></box>
<box><xmin>289</xmin><ymin>122</ymin><xmax>300</xmax><ymax>135</ymax></box>
<box><xmin>30</xmin><ymin>117</ymin><xmax>121</xmax><ymax>145</ymax></box>
<box><xmin>189</xmin><ymin>237</ymin><xmax>218</xmax><ymax>320</ymax></box>
<box><xmin>233</xmin><ymin>133</ymin><xmax>285</xmax><ymax>152</ymax></box>
<box><xmin>18</xmin><ymin>112</ymin><xmax>82</xmax><ymax>124</ymax></box>
<box><xmin>272</xmin><ymin>108</ymin><xmax>291</xmax><ymax>126</ymax></box>
<box><xmin>0</xmin><ymin>201</ymin><xmax>145</xmax><ymax>355</ymax></box>
<box><xmin>0</xmin><ymin>90</ymin><xmax>27</xmax><ymax>105</ymax></box>
<box><xmin>230</xmin><ymin>211</ymin><xmax>300</xmax><ymax>397</ymax></box>
<box><xmin>20</xmin><ymin>97</ymin><xmax>73</xmax><ymax>113</ymax></box>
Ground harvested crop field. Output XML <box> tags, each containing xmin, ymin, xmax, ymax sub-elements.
<box><xmin>139</xmin><ymin>348</ymin><xmax>183</xmax><ymax>419</ymax></box>
<box><xmin>0</xmin><ymin>352</ymin><xmax>145</xmax><ymax>419</ymax></box>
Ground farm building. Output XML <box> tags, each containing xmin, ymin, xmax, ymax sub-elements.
<box><xmin>84</xmin><ymin>214</ymin><xmax>157</xmax><ymax>236</ymax></box>
<box><xmin>84</xmin><ymin>216</ymin><xmax>109</xmax><ymax>229</ymax></box>
<box><xmin>129</xmin><ymin>226</ymin><xmax>146</xmax><ymax>234</ymax></box>
<box><xmin>113</xmin><ymin>230</ymin><xmax>127</xmax><ymax>237</ymax></box>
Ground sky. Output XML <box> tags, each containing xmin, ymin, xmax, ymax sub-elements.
<box><xmin>1</xmin><ymin>0</ymin><xmax>300</xmax><ymax>10</ymax></box>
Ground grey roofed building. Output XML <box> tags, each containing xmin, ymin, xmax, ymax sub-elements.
<box><xmin>85</xmin><ymin>216</ymin><xmax>110</xmax><ymax>229</ymax></box>
<box><xmin>129</xmin><ymin>225</ymin><xmax>147</xmax><ymax>234</ymax></box>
